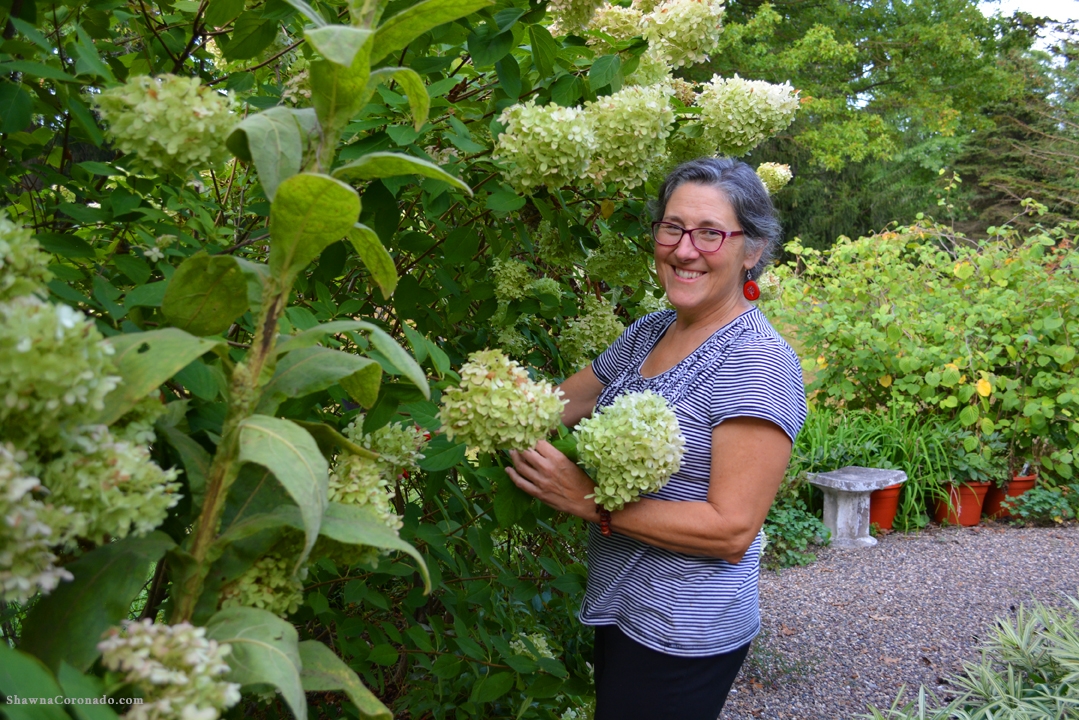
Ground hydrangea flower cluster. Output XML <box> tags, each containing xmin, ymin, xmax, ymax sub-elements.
<box><xmin>695</xmin><ymin>75</ymin><xmax>800</xmax><ymax>156</ymax></box>
<box><xmin>531</xmin><ymin>277</ymin><xmax>562</xmax><ymax>299</ymax></box>
<box><xmin>586</xmin><ymin>4</ymin><xmax>644</xmax><ymax>52</ymax></box>
<box><xmin>574</xmin><ymin>390</ymin><xmax>685</xmax><ymax>511</ymax></box>
<box><xmin>533</xmin><ymin>221</ymin><xmax>581</xmax><ymax>269</ymax></box>
<box><xmin>583</xmin><ymin>234</ymin><xmax>650</xmax><ymax>288</ymax></box>
<box><xmin>345</xmin><ymin>417</ymin><xmax>427</xmax><ymax>483</ymax></box>
<box><xmin>327</xmin><ymin>454</ymin><xmax>401</xmax><ymax>533</ymax></box>
<box><xmin>559</xmin><ymin>297</ymin><xmax>625</xmax><ymax>369</ymax></box>
<box><xmin>43</xmin><ymin>425</ymin><xmax>181</xmax><ymax>544</ymax></box>
<box><xmin>510</xmin><ymin>632</ymin><xmax>557</xmax><ymax>660</ymax></box>
<box><xmin>0</xmin><ymin>445</ymin><xmax>74</xmax><ymax>602</ymax></box>
<box><xmin>547</xmin><ymin>0</ymin><xmax>606</xmax><ymax>33</ymax></box>
<box><xmin>497</xmin><ymin>325</ymin><xmax>532</xmax><ymax>358</ymax></box>
<box><xmin>643</xmin><ymin>0</ymin><xmax>726</xmax><ymax>68</ymax></box>
<box><xmin>492</xmin><ymin>258</ymin><xmax>535</xmax><ymax>303</ymax></box>
<box><xmin>94</xmin><ymin>75</ymin><xmax>236</xmax><ymax>174</ymax></box>
<box><xmin>756</xmin><ymin>162</ymin><xmax>793</xmax><ymax>193</ymax></box>
<box><xmin>585</xmin><ymin>84</ymin><xmax>675</xmax><ymax>189</ymax></box>
<box><xmin>625</xmin><ymin>48</ymin><xmax>673</xmax><ymax>87</ymax></box>
<box><xmin>494</xmin><ymin>101</ymin><xmax>595</xmax><ymax>193</ymax></box>
<box><xmin>219</xmin><ymin>554</ymin><xmax>307</xmax><ymax>617</ymax></box>
<box><xmin>670</xmin><ymin>78</ymin><xmax>698</xmax><ymax>106</ymax></box>
<box><xmin>0</xmin><ymin>215</ymin><xmax>51</xmax><ymax>301</ymax></box>
<box><xmin>0</xmin><ymin>296</ymin><xmax>120</xmax><ymax>449</ymax></box>
<box><xmin>637</xmin><ymin>289</ymin><xmax>673</xmax><ymax>315</ymax></box>
<box><xmin>439</xmin><ymin>350</ymin><xmax>566</xmax><ymax>453</ymax></box>
<box><xmin>98</xmin><ymin>619</ymin><xmax>241</xmax><ymax>720</ymax></box>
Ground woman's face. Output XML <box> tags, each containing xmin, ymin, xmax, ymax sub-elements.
<box><xmin>654</xmin><ymin>182</ymin><xmax>761</xmax><ymax>319</ymax></box>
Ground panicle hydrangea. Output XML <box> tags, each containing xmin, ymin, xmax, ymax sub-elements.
<box><xmin>586</xmin><ymin>4</ymin><xmax>644</xmax><ymax>52</ymax></box>
<box><xmin>584</xmin><ymin>84</ymin><xmax>675</xmax><ymax>189</ymax></box>
<box><xmin>583</xmin><ymin>233</ymin><xmax>651</xmax><ymax>288</ymax></box>
<box><xmin>424</xmin><ymin>144</ymin><xmax>460</xmax><ymax>166</ymax></box>
<box><xmin>42</xmin><ymin>425</ymin><xmax>181</xmax><ymax>544</ymax></box>
<box><xmin>492</xmin><ymin>258</ymin><xmax>535</xmax><ymax>303</ymax></box>
<box><xmin>0</xmin><ymin>214</ymin><xmax>51</xmax><ymax>301</ymax></box>
<box><xmin>624</xmin><ymin>48</ymin><xmax>672</xmax><ymax>87</ymax></box>
<box><xmin>439</xmin><ymin>350</ymin><xmax>566</xmax><ymax>453</ymax></box>
<box><xmin>756</xmin><ymin>162</ymin><xmax>793</xmax><ymax>193</ymax></box>
<box><xmin>574</xmin><ymin>390</ymin><xmax>685</xmax><ymax>511</ymax></box>
<box><xmin>494</xmin><ymin>101</ymin><xmax>595</xmax><ymax>193</ymax></box>
<box><xmin>531</xmin><ymin>277</ymin><xmax>562</xmax><ymax>298</ymax></box>
<box><xmin>756</xmin><ymin>270</ymin><xmax>782</xmax><ymax>303</ymax></box>
<box><xmin>94</xmin><ymin>74</ymin><xmax>236</xmax><ymax>173</ymax></box>
<box><xmin>643</xmin><ymin>0</ymin><xmax>725</xmax><ymax>69</ymax></box>
<box><xmin>344</xmin><ymin>416</ymin><xmax>427</xmax><ymax>483</ymax></box>
<box><xmin>510</xmin><ymin>632</ymin><xmax>557</xmax><ymax>660</ymax></box>
<box><xmin>695</xmin><ymin>74</ymin><xmax>800</xmax><ymax>156</ymax></box>
<box><xmin>219</xmin><ymin>554</ymin><xmax>306</xmax><ymax>617</ymax></box>
<box><xmin>113</xmin><ymin>392</ymin><xmax>167</xmax><ymax>446</ymax></box>
<box><xmin>0</xmin><ymin>444</ymin><xmax>75</xmax><ymax>602</ymax></box>
<box><xmin>534</xmin><ymin>221</ymin><xmax>582</xmax><ymax>269</ymax></box>
<box><xmin>670</xmin><ymin>78</ymin><xmax>698</xmax><ymax>105</ymax></box>
<box><xmin>328</xmin><ymin>454</ymin><xmax>402</xmax><ymax>534</ymax></box>
<box><xmin>547</xmin><ymin>0</ymin><xmax>606</xmax><ymax>34</ymax></box>
<box><xmin>98</xmin><ymin>619</ymin><xmax>241</xmax><ymax>720</ymax></box>
<box><xmin>497</xmin><ymin>325</ymin><xmax>532</xmax><ymax>358</ymax></box>
<box><xmin>559</xmin><ymin>296</ymin><xmax>625</xmax><ymax>369</ymax></box>
<box><xmin>637</xmin><ymin>289</ymin><xmax>672</xmax><ymax>315</ymax></box>
<box><xmin>0</xmin><ymin>296</ymin><xmax>120</xmax><ymax>448</ymax></box>
<box><xmin>632</xmin><ymin>0</ymin><xmax>660</xmax><ymax>11</ymax></box>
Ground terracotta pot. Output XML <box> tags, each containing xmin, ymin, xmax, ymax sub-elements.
<box><xmin>933</xmin><ymin>481</ymin><xmax>991</xmax><ymax>526</ymax></box>
<box><xmin>870</xmin><ymin>482</ymin><xmax>903</xmax><ymax>531</ymax></box>
<box><xmin>983</xmin><ymin>474</ymin><xmax>1038</xmax><ymax>519</ymax></box>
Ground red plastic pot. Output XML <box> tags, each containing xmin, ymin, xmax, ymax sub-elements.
<box><xmin>934</xmin><ymin>481</ymin><xmax>991</xmax><ymax>526</ymax></box>
<box><xmin>870</xmin><ymin>482</ymin><xmax>903</xmax><ymax>530</ymax></box>
<box><xmin>983</xmin><ymin>473</ymin><xmax>1038</xmax><ymax>520</ymax></box>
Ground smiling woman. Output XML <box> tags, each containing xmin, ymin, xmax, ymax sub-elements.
<box><xmin>506</xmin><ymin>157</ymin><xmax>808</xmax><ymax>720</ymax></box>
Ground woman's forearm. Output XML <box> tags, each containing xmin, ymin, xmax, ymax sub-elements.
<box><xmin>605</xmin><ymin>498</ymin><xmax>761</xmax><ymax>563</ymax></box>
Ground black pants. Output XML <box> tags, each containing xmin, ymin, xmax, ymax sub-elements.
<box><xmin>593</xmin><ymin>625</ymin><xmax>750</xmax><ymax>720</ymax></box>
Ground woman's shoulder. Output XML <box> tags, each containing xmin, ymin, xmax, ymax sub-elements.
<box><xmin>723</xmin><ymin>308</ymin><xmax>802</xmax><ymax>374</ymax></box>
<box><xmin>611</xmin><ymin>309</ymin><xmax>676</xmax><ymax>355</ymax></box>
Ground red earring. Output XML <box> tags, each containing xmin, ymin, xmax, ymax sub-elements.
<box><xmin>743</xmin><ymin>270</ymin><xmax>760</xmax><ymax>301</ymax></box>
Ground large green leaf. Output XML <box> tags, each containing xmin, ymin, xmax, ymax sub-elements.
<box><xmin>347</xmin><ymin>223</ymin><xmax>398</xmax><ymax>298</ymax></box>
<box><xmin>292</xmin><ymin>420</ymin><xmax>379</xmax><ymax>461</ymax></box>
<box><xmin>99</xmin><ymin>328</ymin><xmax>223</xmax><ymax>426</ymax></box>
<box><xmin>269</xmin><ymin>173</ymin><xmax>361</xmax><ymax>278</ymax></box>
<box><xmin>493</xmin><ymin>474</ymin><xmax>533</xmax><ymax>528</ymax></box>
<box><xmin>226</xmin><ymin>107</ymin><xmax>307</xmax><ymax>200</ymax></box>
<box><xmin>339</xmin><ymin>360</ymin><xmax>383</xmax><ymax>408</ymax></box>
<box><xmin>310</xmin><ymin>56</ymin><xmax>371</xmax><ymax>134</ymax></box>
<box><xmin>299</xmin><ymin>640</ymin><xmax>392</xmax><ymax>719</ymax></box>
<box><xmin>237</xmin><ymin>415</ymin><xmax>328</xmax><ymax>569</ymax></box>
<box><xmin>275</xmin><ymin>318</ymin><xmax>380</xmax><ymax>356</ymax></box>
<box><xmin>205</xmin><ymin>607</ymin><xmax>306</xmax><ymax>720</ymax></box>
<box><xmin>371</xmin><ymin>0</ymin><xmax>495</xmax><ymax>65</ymax></box>
<box><xmin>366</xmin><ymin>67</ymin><xmax>430</xmax><ymax>130</ymax></box>
<box><xmin>319</xmin><ymin>502</ymin><xmax>430</xmax><ymax>592</ymax></box>
<box><xmin>157</xmin><ymin>422</ymin><xmax>212</xmax><ymax>508</ymax></box>
<box><xmin>333</xmin><ymin>152</ymin><xmax>471</xmax><ymax>195</ymax></box>
<box><xmin>57</xmin><ymin>662</ymin><xmax>120</xmax><ymax>720</ymax></box>
<box><xmin>281</xmin><ymin>0</ymin><xmax>327</xmax><ymax>26</ymax></box>
<box><xmin>162</xmin><ymin>254</ymin><xmax>250</xmax><ymax>336</ymax></box>
<box><xmin>529</xmin><ymin>24</ymin><xmax>558</xmax><ymax>78</ymax></box>
<box><xmin>256</xmin><ymin>346</ymin><xmax>382</xmax><ymax>414</ymax></box>
<box><xmin>0</xmin><ymin>646</ymin><xmax>68</xmax><ymax>720</ymax></box>
<box><xmin>222</xmin><ymin>11</ymin><xmax>278</xmax><ymax>61</ymax></box>
<box><xmin>306</xmin><ymin>26</ymin><xmax>374</xmax><ymax>68</ymax></box>
<box><xmin>19</xmin><ymin>532</ymin><xmax>175</xmax><ymax>672</ymax></box>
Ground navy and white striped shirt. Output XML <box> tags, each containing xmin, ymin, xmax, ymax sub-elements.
<box><xmin>579</xmin><ymin>307</ymin><xmax>807</xmax><ymax>657</ymax></box>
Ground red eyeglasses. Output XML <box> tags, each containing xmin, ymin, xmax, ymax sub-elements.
<box><xmin>651</xmin><ymin>221</ymin><xmax>743</xmax><ymax>254</ymax></box>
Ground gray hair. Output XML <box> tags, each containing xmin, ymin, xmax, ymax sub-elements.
<box><xmin>650</xmin><ymin>157</ymin><xmax>781</xmax><ymax>280</ymax></box>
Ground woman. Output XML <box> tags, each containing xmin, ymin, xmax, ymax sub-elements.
<box><xmin>505</xmin><ymin>157</ymin><xmax>807</xmax><ymax>719</ymax></box>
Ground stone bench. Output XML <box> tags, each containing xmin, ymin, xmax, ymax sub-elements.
<box><xmin>808</xmin><ymin>466</ymin><xmax>907</xmax><ymax>548</ymax></box>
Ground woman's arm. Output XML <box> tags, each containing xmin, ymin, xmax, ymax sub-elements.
<box><xmin>506</xmin><ymin>416</ymin><xmax>792</xmax><ymax>564</ymax></box>
<box><xmin>557</xmin><ymin>364</ymin><xmax>605</xmax><ymax>428</ymax></box>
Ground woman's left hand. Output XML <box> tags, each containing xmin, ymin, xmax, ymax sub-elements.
<box><xmin>506</xmin><ymin>440</ymin><xmax>597</xmax><ymax>520</ymax></box>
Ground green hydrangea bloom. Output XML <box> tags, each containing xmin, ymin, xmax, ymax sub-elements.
<box><xmin>586</xmin><ymin>4</ymin><xmax>644</xmax><ymax>53</ymax></box>
<box><xmin>585</xmin><ymin>84</ymin><xmax>675</xmax><ymax>189</ymax></box>
<box><xmin>98</xmin><ymin>619</ymin><xmax>241</xmax><ymax>720</ymax></box>
<box><xmin>492</xmin><ymin>258</ymin><xmax>535</xmax><ymax>303</ymax></box>
<box><xmin>439</xmin><ymin>349</ymin><xmax>566</xmax><ymax>453</ymax></box>
<box><xmin>0</xmin><ymin>444</ymin><xmax>76</xmax><ymax>602</ymax></box>
<box><xmin>756</xmin><ymin>162</ymin><xmax>793</xmax><ymax>193</ymax></box>
<box><xmin>113</xmin><ymin>392</ymin><xmax>167</xmax><ymax>446</ymax></box>
<box><xmin>643</xmin><ymin>0</ymin><xmax>726</xmax><ymax>69</ymax></box>
<box><xmin>510</xmin><ymin>632</ymin><xmax>557</xmax><ymax>660</ymax></box>
<box><xmin>0</xmin><ymin>297</ymin><xmax>120</xmax><ymax>449</ymax></box>
<box><xmin>534</xmin><ymin>221</ymin><xmax>583</xmax><ymax>269</ymax></box>
<box><xmin>624</xmin><ymin>48</ymin><xmax>672</xmax><ymax>86</ymax></box>
<box><xmin>695</xmin><ymin>74</ymin><xmax>800</xmax><ymax>156</ymax></box>
<box><xmin>575</xmin><ymin>390</ymin><xmax>685</xmax><ymax>511</ymax></box>
<box><xmin>219</xmin><ymin>554</ymin><xmax>306</xmax><ymax>617</ymax></box>
<box><xmin>345</xmin><ymin>417</ymin><xmax>428</xmax><ymax>483</ymax></box>
<box><xmin>494</xmin><ymin>101</ymin><xmax>595</xmax><ymax>193</ymax></box>
<box><xmin>496</xmin><ymin>324</ymin><xmax>532</xmax><ymax>358</ymax></box>
<box><xmin>583</xmin><ymin>233</ymin><xmax>650</xmax><ymax>289</ymax></box>
<box><xmin>94</xmin><ymin>74</ymin><xmax>236</xmax><ymax>173</ymax></box>
<box><xmin>0</xmin><ymin>214</ymin><xmax>51</xmax><ymax>301</ymax></box>
<box><xmin>547</xmin><ymin>0</ymin><xmax>606</xmax><ymax>33</ymax></box>
<box><xmin>559</xmin><ymin>297</ymin><xmax>625</xmax><ymax>369</ymax></box>
<box><xmin>531</xmin><ymin>277</ymin><xmax>562</xmax><ymax>299</ymax></box>
<box><xmin>42</xmin><ymin>426</ymin><xmax>181</xmax><ymax>544</ymax></box>
<box><xmin>637</xmin><ymin>288</ymin><xmax>673</xmax><ymax>315</ymax></box>
<box><xmin>327</xmin><ymin>454</ymin><xmax>402</xmax><ymax>533</ymax></box>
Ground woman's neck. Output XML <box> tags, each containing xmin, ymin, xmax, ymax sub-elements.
<box><xmin>670</xmin><ymin>293</ymin><xmax>753</xmax><ymax>337</ymax></box>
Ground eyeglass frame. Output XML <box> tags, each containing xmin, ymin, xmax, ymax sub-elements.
<box><xmin>651</xmin><ymin>221</ymin><xmax>744</xmax><ymax>254</ymax></box>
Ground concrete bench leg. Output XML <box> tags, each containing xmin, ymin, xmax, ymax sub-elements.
<box><xmin>821</xmin><ymin>488</ymin><xmax>876</xmax><ymax>548</ymax></box>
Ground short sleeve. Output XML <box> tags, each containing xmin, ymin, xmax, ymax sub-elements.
<box><xmin>590</xmin><ymin>311</ymin><xmax>673</xmax><ymax>386</ymax></box>
<box><xmin>709</xmin><ymin>338</ymin><xmax>808</xmax><ymax>443</ymax></box>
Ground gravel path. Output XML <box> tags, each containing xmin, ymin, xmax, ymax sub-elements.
<box><xmin>722</xmin><ymin>523</ymin><xmax>1079</xmax><ymax>720</ymax></box>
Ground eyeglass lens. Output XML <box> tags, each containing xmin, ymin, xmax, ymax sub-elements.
<box><xmin>652</xmin><ymin>222</ymin><xmax>727</xmax><ymax>252</ymax></box>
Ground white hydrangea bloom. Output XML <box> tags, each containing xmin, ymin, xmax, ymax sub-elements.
<box><xmin>94</xmin><ymin>75</ymin><xmax>236</xmax><ymax>173</ymax></box>
<box><xmin>624</xmin><ymin>48</ymin><xmax>672</xmax><ymax>87</ymax></box>
<box><xmin>494</xmin><ymin>101</ymin><xmax>596</xmax><ymax>193</ymax></box>
<box><xmin>575</xmin><ymin>390</ymin><xmax>685</xmax><ymax>511</ymax></box>
<box><xmin>756</xmin><ymin>162</ymin><xmax>793</xmax><ymax>193</ymax></box>
<box><xmin>98</xmin><ymin>619</ymin><xmax>241</xmax><ymax>720</ymax></box>
<box><xmin>439</xmin><ymin>349</ymin><xmax>566</xmax><ymax>453</ymax></box>
<box><xmin>0</xmin><ymin>297</ymin><xmax>120</xmax><ymax>448</ymax></box>
<box><xmin>327</xmin><ymin>454</ymin><xmax>402</xmax><ymax>533</ymax></box>
<box><xmin>510</xmin><ymin>632</ymin><xmax>557</xmax><ymax>660</ymax></box>
<box><xmin>531</xmin><ymin>277</ymin><xmax>562</xmax><ymax>299</ymax></box>
<box><xmin>345</xmin><ymin>417</ymin><xmax>427</xmax><ymax>483</ymax></box>
<box><xmin>586</xmin><ymin>4</ymin><xmax>644</xmax><ymax>52</ymax></box>
<box><xmin>559</xmin><ymin>296</ymin><xmax>625</xmax><ymax>369</ymax></box>
<box><xmin>219</xmin><ymin>554</ymin><xmax>306</xmax><ymax>617</ymax></box>
<box><xmin>492</xmin><ymin>258</ymin><xmax>535</xmax><ymax>303</ymax></box>
<box><xmin>547</xmin><ymin>0</ymin><xmax>606</xmax><ymax>34</ymax></box>
<box><xmin>0</xmin><ymin>444</ymin><xmax>75</xmax><ymax>602</ymax></box>
<box><xmin>43</xmin><ymin>425</ymin><xmax>181</xmax><ymax>544</ymax></box>
<box><xmin>631</xmin><ymin>0</ymin><xmax>660</xmax><ymax>12</ymax></box>
<box><xmin>584</xmin><ymin>84</ymin><xmax>675</xmax><ymax>189</ymax></box>
<box><xmin>643</xmin><ymin>0</ymin><xmax>725</xmax><ymax>69</ymax></box>
<box><xmin>583</xmin><ymin>233</ymin><xmax>651</xmax><ymax>288</ymax></box>
<box><xmin>0</xmin><ymin>214</ymin><xmax>51</xmax><ymax>301</ymax></box>
<box><xmin>695</xmin><ymin>74</ymin><xmax>800</xmax><ymax>156</ymax></box>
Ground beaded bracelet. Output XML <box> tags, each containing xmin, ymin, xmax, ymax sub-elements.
<box><xmin>597</xmin><ymin>504</ymin><xmax>612</xmax><ymax>537</ymax></box>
